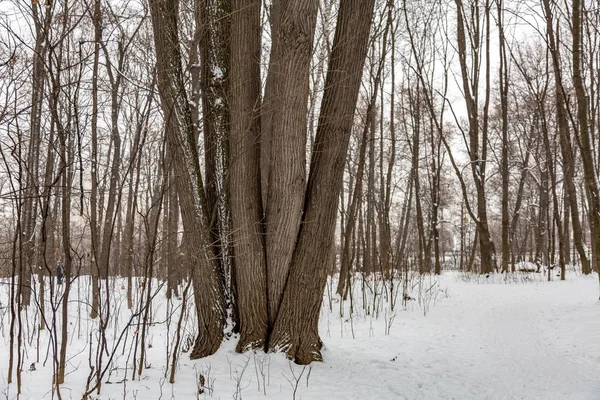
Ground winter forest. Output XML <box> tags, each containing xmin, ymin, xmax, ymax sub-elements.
<box><xmin>0</xmin><ymin>0</ymin><xmax>599</xmax><ymax>398</ymax></box>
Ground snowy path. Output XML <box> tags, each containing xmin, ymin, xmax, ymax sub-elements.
<box><xmin>2</xmin><ymin>272</ymin><xmax>599</xmax><ymax>399</ymax></box>
<box><xmin>308</xmin><ymin>274</ymin><xmax>600</xmax><ymax>400</ymax></box>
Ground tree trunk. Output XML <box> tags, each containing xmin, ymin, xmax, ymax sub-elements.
<box><xmin>542</xmin><ymin>0</ymin><xmax>590</xmax><ymax>275</ymax></box>
<box><xmin>268</xmin><ymin>0</ymin><xmax>376</xmax><ymax>363</ymax></box>
<box><xmin>149</xmin><ymin>0</ymin><xmax>226</xmax><ymax>358</ymax></box>
<box><xmin>89</xmin><ymin>0</ymin><xmax>102</xmax><ymax>319</ymax></box>
<box><xmin>264</xmin><ymin>0</ymin><xmax>318</xmax><ymax>328</ymax></box>
<box><xmin>454</xmin><ymin>0</ymin><xmax>497</xmax><ymax>274</ymax></box>
<box><xmin>228</xmin><ymin>0</ymin><xmax>269</xmax><ymax>351</ymax></box>
<box><xmin>572</xmin><ymin>0</ymin><xmax>600</xmax><ymax>278</ymax></box>
<box><xmin>337</xmin><ymin>107</ymin><xmax>370</xmax><ymax>296</ymax></box>
<box><xmin>498</xmin><ymin>0</ymin><xmax>510</xmax><ymax>273</ymax></box>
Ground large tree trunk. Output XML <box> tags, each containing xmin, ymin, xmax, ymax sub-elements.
<box><xmin>149</xmin><ymin>0</ymin><xmax>225</xmax><ymax>358</ymax></box>
<box><xmin>268</xmin><ymin>0</ymin><xmax>376</xmax><ymax>364</ymax></box>
<box><xmin>228</xmin><ymin>0</ymin><xmax>269</xmax><ymax>351</ymax></box>
<box><xmin>196</xmin><ymin>0</ymin><xmax>230</xmax><ymax>283</ymax></box>
<box><xmin>263</xmin><ymin>0</ymin><xmax>318</xmax><ymax>328</ymax></box>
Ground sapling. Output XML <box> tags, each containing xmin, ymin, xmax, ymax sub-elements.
<box><xmin>282</xmin><ymin>362</ymin><xmax>307</xmax><ymax>400</ymax></box>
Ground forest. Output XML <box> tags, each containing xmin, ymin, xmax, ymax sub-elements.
<box><xmin>0</xmin><ymin>0</ymin><xmax>599</xmax><ymax>398</ymax></box>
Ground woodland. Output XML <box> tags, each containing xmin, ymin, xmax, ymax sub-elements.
<box><xmin>0</xmin><ymin>0</ymin><xmax>599</xmax><ymax>398</ymax></box>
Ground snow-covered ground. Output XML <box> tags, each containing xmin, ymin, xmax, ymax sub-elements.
<box><xmin>0</xmin><ymin>269</ymin><xmax>599</xmax><ymax>399</ymax></box>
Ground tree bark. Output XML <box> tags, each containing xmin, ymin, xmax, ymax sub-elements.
<box><xmin>264</xmin><ymin>0</ymin><xmax>318</xmax><ymax>328</ymax></box>
<box><xmin>268</xmin><ymin>0</ymin><xmax>376</xmax><ymax>363</ymax></box>
<box><xmin>228</xmin><ymin>0</ymin><xmax>269</xmax><ymax>351</ymax></box>
<box><xmin>542</xmin><ymin>0</ymin><xmax>590</xmax><ymax>275</ymax></box>
<box><xmin>572</xmin><ymin>0</ymin><xmax>600</xmax><ymax>277</ymax></box>
<box><xmin>149</xmin><ymin>0</ymin><xmax>226</xmax><ymax>358</ymax></box>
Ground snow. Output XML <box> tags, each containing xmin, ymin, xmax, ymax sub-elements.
<box><xmin>1</xmin><ymin>270</ymin><xmax>599</xmax><ymax>399</ymax></box>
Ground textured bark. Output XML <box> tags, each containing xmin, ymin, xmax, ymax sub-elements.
<box><xmin>228</xmin><ymin>0</ymin><xmax>269</xmax><ymax>351</ymax></box>
<box><xmin>366</xmin><ymin>107</ymin><xmax>376</xmax><ymax>274</ymax></box>
<box><xmin>264</xmin><ymin>0</ymin><xmax>318</xmax><ymax>328</ymax></box>
<box><xmin>382</xmin><ymin>11</ymin><xmax>396</xmax><ymax>276</ymax></box>
<box><xmin>196</xmin><ymin>0</ymin><xmax>230</xmax><ymax>271</ymax></box>
<box><xmin>572</xmin><ymin>0</ymin><xmax>600</xmax><ymax>277</ymax></box>
<box><xmin>149</xmin><ymin>0</ymin><xmax>225</xmax><ymax>358</ymax></box>
<box><xmin>56</xmin><ymin>115</ymin><xmax>73</xmax><ymax>386</ymax></box>
<box><xmin>542</xmin><ymin>0</ymin><xmax>590</xmax><ymax>275</ymax></box>
<box><xmin>165</xmin><ymin>164</ymin><xmax>180</xmax><ymax>300</ymax></box>
<box><xmin>268</xmin><ymin>0</ymin><xmax>376</xmax><ymax>364</ymax></box>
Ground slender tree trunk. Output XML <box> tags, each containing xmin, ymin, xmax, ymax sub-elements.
<box><xmin>542</xmin><ymin>0</ymin><xmax>590</xmax><ymax>275</ymax></box>
<box><xmin>90</xmin><ymin>0</ymin><xmax>102</xmax><ymax>319</ymax></box>
<box><xmin>498</xmin><ymin>0</ymin><xmax>510</xmax><ymax>273</ymax></box>
<box><xmin>572</xmin><ymin>0</ymin><xmax>600</xmax><ymax>278</ymax></box>
<box><xmin>337</xmin><ymin>108</ymin><xmax>370</xmax><ymax>296</ymax></box>
<box><xmin>454</xmin><ymin>0</ymin><xmax>497</xmax><ymax>274</ymax></box>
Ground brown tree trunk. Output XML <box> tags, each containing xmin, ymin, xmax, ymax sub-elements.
<box><xmin>264</xmin><ymin>0</ymin><xmax>318</xmax><ymax>328</ymax></box>
<box><xmin>455</xmin><ymin>0</ymin><xmax>497</xmax><ymax>274</ymax></box>
<box><xmin>268</xmin><ymin>0</ymin><xmax>376</xmax><ymax>363</ymax></box>
<box><xmin>196</xmin><ymin>0</ymin><xmax>230</xmax><ymax>283</ymax></box>
<box><xmin>337</xmin><ymin>108</ymin><xmax>370</xmax><ymax>296</ymax></box>
<box><xmin>572</xmin><ymin>0</ymin><xmax>600</xmax><ymax>278</ymax></box>
<box><xmin>543</xmin><ymin>0</ymin><xmax>590</xmax><ymax>276</ymax></box>
<box><xmin>228</xmin><ymin>0</ymin><xmax>269</xmax><ymax>351</ymax></box>
<box><xmin>498</xmin><ymin>0</ymin><xmax>510</xmax><ymax>273</ymax></box>
<box><xmin>98</xmin><ymin>39</ymin><xmax>125</xmax><ymax>279</ymax></box>
<box><xmin>89</xmin><ymin>0</ymin><xmax>102</xmax><ymax>319</ymax></box>
<box><xmin>149</xmin><ymin>0</ymin><xmax>226</xmax><ymax>358</ymax></box>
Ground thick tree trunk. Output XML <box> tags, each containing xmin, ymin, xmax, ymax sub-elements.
<box><xmin>268</xmin><ymin>0</ymin><xmax>376</xmax><ymax>364</ymax></box>
<box><xmin>264</xmin><ymin>0</ymin><xmax>318</xmax><ymax>328</ymax></box>
<box><xmin>197</xmin><ymin>0</ymin><xmax>230</xmax><ymax>283</ymax></box>
<box><xmin>149</xmin><ymin>0</ymin><xmax>226</xmax><ymax>358</ymax></box>
<box><xmin>228</xmin><ymin>0</ymin><xmax>269</xmax><ymax>351</ymax></box>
